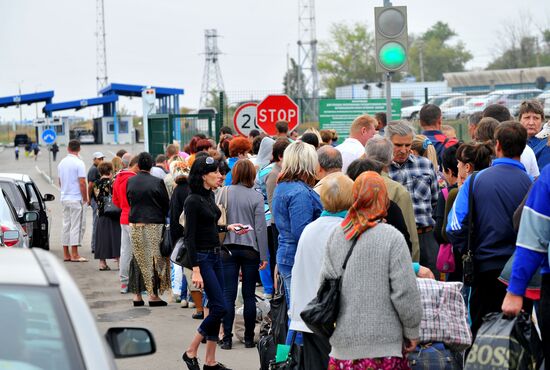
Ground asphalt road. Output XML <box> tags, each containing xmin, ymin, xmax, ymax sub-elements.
<box><xmin>0</xmin><ymin>143</ymin><xmax>261</xmax><ymax>370</ymax></box>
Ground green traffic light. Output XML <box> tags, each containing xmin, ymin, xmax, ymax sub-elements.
<box><xmin>379</xmin><ymin>42</ymin><xmax>406</xmax><ymax>70</ymax></box>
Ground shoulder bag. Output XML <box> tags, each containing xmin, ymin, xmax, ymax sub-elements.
<box><xmin>170</xmin><ymin>209</ymin><xmax>193</xmax><ymax>269</ymax></box>
<box><xmin>159</xmin><ymin>225</ymin><xmax>172</xmax><ymax>257</ymax></box>
<box><xmin>216</xmin><ymin>186</ymin><xmax>229</xmax><ymax>243</ymax></box>
<box><xmin>103</xmin><ymin>195</ymin><xmax>122</xmax><ymax>218</ymax></box>
<box><xmin>300</xmin><ymin>237</ymin><xmax>359</xmax><ymax>338</ymax></box>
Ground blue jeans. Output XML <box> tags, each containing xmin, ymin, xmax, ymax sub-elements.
<box><xmin>277</xmin><ymin>263</ymin><xmax>303</xmax><ymax>346</ymax></box>
<box><xmin>222</xmin><ymin>245</ymin><xmax>260</xmax><ymax>341</ymax></box>
<box><xmin>196</xmin><ymin>251</ymin><xmax>226</xmax><ymax>342</ymax></box>
<box><xmin>259</xmin><ymin>254</ymin><xmax>274</xmax><ymax>295</ymax></box>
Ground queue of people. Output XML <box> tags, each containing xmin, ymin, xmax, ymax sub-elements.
<box><xmin>56</xmin><ymin>98</ymin><xmax>550</xmax><ymax>369</ymax></box>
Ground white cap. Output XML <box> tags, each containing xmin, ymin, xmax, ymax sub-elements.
<box><xmin>92</xmin><ymin>152</ymin><xmax>105</xmax><ymax>160</ymax></box>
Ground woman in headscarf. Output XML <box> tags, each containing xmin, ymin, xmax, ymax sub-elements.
<box><xmin>255</xmin><ymin>137</ymin><xmax>275</xmax><ymax>171</ymax></box>
<box><xmin>320</xmin><ymin>171</ymin><xmax>422</xmax><ymax>369</ymax></box>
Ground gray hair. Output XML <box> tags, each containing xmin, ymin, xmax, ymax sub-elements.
<box><xmin>317</xmin><ymin>145</ymin><xmax>342</xmax><ymax>171</ymax></box>
<box><xmin>365</xmin><ymin>135</ymin><xmax>394</xmax><ymax>166</ymax></box>
<box><xmin>468</xmin><ymin>111</ymin><xmax>483</xmax><ymax>126</ymax></box>
<box><xmin>385</xmin><ymin>120</ymin><xmax>415</xmax><ymax>139</ymax></box>
<box><xmin>121</xmin><ymin>152</ymin><xmax>132</xmax><ymax>167</ymax></box>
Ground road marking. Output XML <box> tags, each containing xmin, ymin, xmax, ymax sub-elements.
<box><xmin>35</xmin><ymin>165</ymin><xmax>60</xmax><ymax>191</ymax></box>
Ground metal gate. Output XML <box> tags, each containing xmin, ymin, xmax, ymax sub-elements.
<box><xmin>147</xmin><ymin>114</ymin><xmax>215</xmax><ymax>158</ymax></box>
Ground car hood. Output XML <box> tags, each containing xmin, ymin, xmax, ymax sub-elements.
<box><xmin>401</xmin><ymin>104</ymin><xmax>423</xmax><ymax>113</ymax></box>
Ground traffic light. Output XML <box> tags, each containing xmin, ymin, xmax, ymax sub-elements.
<box><xmin>374</xmin><ymin>6</ymin><xmax>408</xmax><ymax>73</ymax></box>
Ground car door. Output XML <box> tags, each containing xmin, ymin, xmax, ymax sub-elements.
<box><xmin>0</xmin><ymin>182</ymin><xmax>33</xmax><ymax>245</ymax></box>
<box><xmin>24</xmin><ymin>182</ymin><xmax>50</xmax><ymax>249</ymax></box>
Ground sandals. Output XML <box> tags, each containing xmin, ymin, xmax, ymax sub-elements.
<box><xmin>70</xmin><ymin>257</ymin><xmax>88</xmax><ymax>262</ymax></box>
<box><xmin>99</xmin><ymin>265</ymin><xmax>111</xmax><ymax>271</ymax></box>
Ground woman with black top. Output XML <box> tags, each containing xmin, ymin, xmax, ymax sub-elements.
<box><xmin>126</xmin><ymin>152</ymin><xmax>171</xmax><ymax>307</ymax></box>
<box><xmin>182</xmin><ymin>156</ymin><xmax>248</xmax><ymax>370</ymax></box>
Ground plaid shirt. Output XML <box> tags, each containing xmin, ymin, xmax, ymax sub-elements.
<box><xmin>389</xmin><ymin>155</ymin><xmax>438</xmax><ymax>228</ymax></box>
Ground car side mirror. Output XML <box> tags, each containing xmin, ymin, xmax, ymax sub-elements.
<box><xmin>43</xmin><ymin>194</ymin><xmax>55</xmax><ymax>202</ymax></box>
<box><xmin>21</xmin><ymin>211</ymin><xmax>39</xmax><ymax>223</ymax></box>
<box><xmin>105</xmin><ymin>328</ymin><xmax>156</xmax><ymax>359</ymax></box>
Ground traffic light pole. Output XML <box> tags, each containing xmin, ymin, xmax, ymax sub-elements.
<box><xmin>385</xmin><ymin>72</ymin><xmax>392</xmax><ymax>122</ymax></box>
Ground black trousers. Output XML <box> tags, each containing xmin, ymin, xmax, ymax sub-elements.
<box><xmin>302</xmin><ymin>332</ymin><xmax>330</xmax><ymax>370</ymax></box>
<box><xmin>540</xmin><ymin>274</ymin><xmax>550</xmax><ymax>370</ymax></box>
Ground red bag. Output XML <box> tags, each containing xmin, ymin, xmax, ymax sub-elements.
<box><xmin>436</xmin><ymin>188</ymin><xmax>455</xmax><ymax>273</ymax></box>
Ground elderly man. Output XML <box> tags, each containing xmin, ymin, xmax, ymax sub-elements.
<box><xmin>385</xmin><ymin>121</ymin><xmax>439</xmax><ymax>275</ymax></box>
<box><xmin>313</xmin><ymin>145</ymin><xmax>343</xmax><ymax>195</ymax></box>
<box><xmin>365</xmin><ymin>136</ymin><xmax>420</xmax><ymax>262</ymax></box>
<box><xmin>518</xmin><ymin>100</ymin><xmax>550</xmax><ymax>171</ymax></box>
<box><xmin>419</xmin><ymin>104</ymin><xmax>458</xmax><ymax>163</ymax></box>
<box><xmin>121</xmin><ymin>152</ymin><xmax>132</xmax><ymax>169</ymax></box>
<box><xmin>335</xmin><ymin>114</ymin><xmax>377</xmax><ymax>173</ymax></box>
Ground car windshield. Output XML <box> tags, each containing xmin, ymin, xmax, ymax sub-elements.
<box><xmin>430</xmin><ymin>96</ymin><xmax>452</xmax><ymax>106</ymax></box>
<box><xmin>0</xmin><ymin>182</ymin><xmax>26</xmax><ymax>215</ymax></box>
<box><xmin>0</xmin><ymin>193</ymin><xmax>16</xmax><ymax>223</ymax></box>
<box><xmin>0</xmin><ymin>285</ymin><xmax>85</xmax><ymax>370</ymax></box>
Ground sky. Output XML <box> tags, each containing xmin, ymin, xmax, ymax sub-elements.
<box><xmin>1</xmin><ymin>0</ymin><xmax>549</xmax><ymax>121</ymax></box>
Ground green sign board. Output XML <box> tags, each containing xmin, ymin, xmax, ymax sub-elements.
<box><xmin>319</xmin><ymin>99</ymin><xmax>401</xmax><ymax>140</ymax></box>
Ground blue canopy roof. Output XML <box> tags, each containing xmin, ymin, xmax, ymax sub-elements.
<box><xmin>43</xmin><ymin>94</ymin><xmax>118</xmax><ymax>113</ymax></box>
<box><xmin>0</xmin><ymin>91</ymin><xmax>54</xmax><ymax>109</ymax></box>
<box><xmin>99</xmin><ymin>83</ymin><xmax>184</xmax><ymax>98</ymax></box>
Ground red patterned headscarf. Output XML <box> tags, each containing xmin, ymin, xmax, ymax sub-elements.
<box><xmin>341</xmin><ymin>171</ymin><xmax>389</xmax><ymax>240</ymax></box>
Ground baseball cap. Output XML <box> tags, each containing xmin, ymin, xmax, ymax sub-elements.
<box><xmin>92</xmin><ymin>152</ymin><xmax>105</xmax><ymax>160</ymax></box>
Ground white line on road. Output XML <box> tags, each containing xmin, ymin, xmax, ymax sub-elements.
<box><xmin>35</xmin><ymin>165</ymin><xmax>59</xmax><ymax>191</ymax></box>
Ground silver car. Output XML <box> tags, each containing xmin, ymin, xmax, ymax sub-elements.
<box><xmin>0</xmin><ymin>248</ymin><xmax>156</xmax><ymax>369</ymax></box>
<box><xmin>0</xmin><ymin>190</ymin><xmax>37</xmax><ymax>248</ymax></box>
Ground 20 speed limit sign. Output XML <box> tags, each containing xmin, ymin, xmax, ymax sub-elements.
<box><xmin>233</xmin><ymin>102</ymin><xmax>258</xmax><ymax>137</ymax></box>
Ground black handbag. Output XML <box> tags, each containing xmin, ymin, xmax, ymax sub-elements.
<box><xmin>462</xmin><ymin>171</ymin><xmax>477</xmax><ymax>286</ymax></box>
<box><xmin>300</xmin><ymin>238</ymin><xmax>358</xmax><ymax>338</ymax></box>
<box><xmin>170</xmin><ymin>237</ymin><xmax>193</xmax><ymax>269</ymax></box>
<box><xmin>270</xmin><ymin>274</ymin><xmax>288</xmax><ymax>345</ymax></box>
<box><xmin>269</xmin><ymin>331</ymin><xmax>303</xmax><ymax>370</ymax></box>
<box><xmin>160</xmin><ymin>225</ymin><xmax>172</xmax><ymax>257</ymax></box>
<box><xmin>102</xmin><ymin>195</ymin><xmax>121</xmax><ymax>218</ymax></box>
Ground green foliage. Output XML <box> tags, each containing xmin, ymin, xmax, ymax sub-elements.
<box><xmin>487</xmin><ymin>26</ymin><xmax>550</xmax><ymax>70</ymax></box>
<box><xmin>317</xmin><ymin>22</ymin><xmax>378</xmax><ymax>98</ymax></box>
<box><xmin>408</xmin><ymin>22</ymin><xmax>472</xmax><ymax>81</ymax></box>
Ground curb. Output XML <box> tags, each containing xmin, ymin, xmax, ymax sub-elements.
<box><xmin>35</xmin><ymin>165</ymin><xmax>55</xmax><ymax>187</ymax></box>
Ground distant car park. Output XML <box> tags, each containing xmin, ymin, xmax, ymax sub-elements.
<box><xmin>400</xmin><ymin>93</ymin><xmax>465</xmax><ymax>120</ymax></box>
<box><xmin>440</xmin><ymin>96</ymin><xmax>472</xmax><ymax>120</ymax></box>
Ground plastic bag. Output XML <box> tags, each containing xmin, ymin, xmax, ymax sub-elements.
<box><xmin>465</xmin><ymin>312</ymin><xmax>540</xmax><ymax>369</ymax></box>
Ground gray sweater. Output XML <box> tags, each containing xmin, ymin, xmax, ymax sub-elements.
<box><xmin>320</xmin><ymin>223</ymin><xmax>422</xmax><ymax>360</ymax></box>
<box><xmin>221</xmin><ymin>184</ymin><xmax>268</xmax><ymax>261</ymax></box>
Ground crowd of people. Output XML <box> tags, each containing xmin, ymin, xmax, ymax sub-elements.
<box><xmin>55</xmin><ymin>99</ymin><xmax>550</xmax><ymax>370</ymax></box>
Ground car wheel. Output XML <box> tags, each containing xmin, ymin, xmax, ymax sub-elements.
<box><xmin>410</xmin><ymin>112</ymin><xmax>418</xmax><ymax>120</ymax></box>
<box><xmin>456</xmin><ymin>113</ymin><xmax>461</xmax><ymax>120</ymax></box>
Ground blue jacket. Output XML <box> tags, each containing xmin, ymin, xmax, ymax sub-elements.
<box><xmin>224</xmin><ymin>157</ymin><xmax>239</xmax><ymax>186</ymax></box>
<box><xmin>508</xmin><ymin>165</ymin><xmax>550</xmax><ymax>295</ymax></box>
<box><xmin>272</xmin><ymin>181</ymin><xmax>322</xmax><ymax>266</ymax></box>
<box><xmin>528</xmin><ymin>136</ymin><xmax>550</xmax><ymax>171</ymax></box>
<box><xmin>446</xmin><ymin>158</ymin><xmax>532</xmax><ymax>273</ymax></box>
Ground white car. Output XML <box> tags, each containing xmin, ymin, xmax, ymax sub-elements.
<box><xmin>400</xmin><ymin>93</ymin><xmax>465</xmax><ymax>120</ymax></box>
<box><xmin>0</xmin><ymin>190</ymin><xmax>37</xmax><ymax>248</ymax></box>
<box><xmin>78</xmin><ymin>133</ymin><xmax>95</xmax><ymax>144</ymax></box>
<box><xmin>0</xmin><ymin>248</ymin><xmax>156</xmax><ymax>370</ymax></box>
<box><xmin>545</xmin><ymin>99</ymin><xmax>550</xmax><ymax>117</ymax></box>
<box><xmin>440</xmin><ymin>96</ymin><xmax>472</xmax><ymax>120</ymax></box>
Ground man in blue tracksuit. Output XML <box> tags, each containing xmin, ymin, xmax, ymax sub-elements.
<box><xmin>502</xmin><ymin>164</ymin><xmax>550</xmax><ymax>365</ymax></box>
<box><xmin>447</xmin><ymin>121</ymin><xmax>532</xmax><ymax>337</ymax></box>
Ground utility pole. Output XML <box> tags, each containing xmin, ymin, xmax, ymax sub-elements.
<box><xmin>199</xmin><ymin>29</ymin><xmax>225</xmax><ymax>109</ymax></box>
<box><xmin>383</xmin><ymin>0</ymin><xmax>392</xmax><ymax>121</ymax></box>
<box><xmin>96</xmin><ymin>0</ymin><xmax>108</xmax><ymax>93</ymax></box>
<box><xmin>419</xmin><ymin>41</ymin><xmax>425</xmax><ymax>82</ymax></box>
<box><xmin>297</xmin><ymin>0</ymin><xmax>319</xmax><ymax>121</ymax></box>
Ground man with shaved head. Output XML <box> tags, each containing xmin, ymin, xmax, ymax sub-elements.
<box><xmin>313</xmin><ymin>145</ymin><xmax>343</xmax><ymax>195</ymax></box>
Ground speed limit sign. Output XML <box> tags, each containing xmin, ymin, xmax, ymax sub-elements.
<box><xmin>233</xmin><ymin>102</ymin><xmax>258</xmax><ymax>137</ymax></box>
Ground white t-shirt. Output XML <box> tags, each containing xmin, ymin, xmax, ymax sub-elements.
<box><xmin>335</xmin><ymin>138</ymin><xmax>365</xmax><ymax>174</ymax></box>
<box><xmin>150</xmin><ymin>166</ymin><xmax>167</xmax><ymax>180</ymax></box>
<box><xmin>520</xmin><ymin>145</ymin><xmax>540</xmax><ymax>178</ymax></box>
<box><xmin>58</xmin><ymin>154</ymin><xmax>86</xmax><ymax>201</ymax></box>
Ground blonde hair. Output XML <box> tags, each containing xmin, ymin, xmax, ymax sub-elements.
<box><xmin>350</xmin><ymin>114</ymin><xmax>377</xmax><ymax>134</ymax></box>
<box><xmin>278</xmin><ymin>141</ymin><xmax>318</xmax><ymax>186</ymax></box>
<box><xmin>441</xmin><ymin>125</ymin><xmax>457</xmax><ymax>139</ymax></box>
<box><xmin>111</xmin><ymin>156</ymin><xmax>124</xmax><ymax>174</ymax></box>
<box><xmin>411</xmin><ymin>134</ymin><xmax>438</xmax><ymax>169</ymax></box>
<box><xmin>320</xmin><ymin>173</ymin><xmax>354</xmax><ymax>213</ymax></box>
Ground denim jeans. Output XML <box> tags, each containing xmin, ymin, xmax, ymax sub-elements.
<box><xmin>196</xmin><ymin>251</ymin><xmax>226</xmax><ymax>341</ymax></box>
<box><xmin>222</xmin><ymin>245</ymin><xmax>260</xmax><ymax>341</ymax></box>
<box><xmin>277</xmin><ymin>262</ymin><xmax>303</xmax><ymax>345</ymax></box>
<box><xmin>259</xmin><ymin>254</ymin><xmax>273</xmax><ymax>296</ymax></box>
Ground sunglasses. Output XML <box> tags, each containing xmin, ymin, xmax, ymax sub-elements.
<box><xmin>206</xmin><ymin>157</ymin><xmax>215</xmax><ymax>165</ymax></box>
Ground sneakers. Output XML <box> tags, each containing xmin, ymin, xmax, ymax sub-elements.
<box><xmin>120</xmin><ymin>284</ymin><xmax>128</xmax><ymax>294</ymax></box>
<box><xmin>182</xmin><ymin>351</ymin><xmax>200</xmax><ymax>370</ymax></box>
<box><xmin>181</xmin><ymin>299</ymin><xmax>189</xmax><ymax>308</ymax></box>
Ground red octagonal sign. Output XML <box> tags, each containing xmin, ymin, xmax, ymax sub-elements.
<box><xmin>256</xmin><ymin>95</ymin><xmax>299</xmax><ymax>136</ymax></box>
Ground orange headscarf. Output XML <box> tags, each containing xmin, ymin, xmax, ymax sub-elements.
<box><xmin>341</xmin><ymin>171</ymin><xmax>389</xmax><ymax>240</ymax></box>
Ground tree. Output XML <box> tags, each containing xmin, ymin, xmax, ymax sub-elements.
<box><xmin>283</xmin><ymin>58</ymin><xmax>307</xmax><ymax>101</ymax></box>
<box><xmin>317</xmin><ymin>22</ymin><xmax>378</xmax><ymax>98</ymax></box>
<box><xmin>408</xmin><ymin>22</ymin><xmax>472</xmax><ymax>81</ymax></box>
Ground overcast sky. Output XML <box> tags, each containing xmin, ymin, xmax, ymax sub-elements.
<box><xmin>1</xmin><ymin>0</ymin><xmax>549</xmax><ymax>121</ymax></box>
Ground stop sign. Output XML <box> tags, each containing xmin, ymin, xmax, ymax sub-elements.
<box><xmin>256</xmin><ymin>95</ymin><xmax>299</xmax><ymax>136</ymax></box>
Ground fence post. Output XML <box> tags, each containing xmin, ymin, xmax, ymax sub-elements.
<box><xmin>217</xmin><ymin>91</ymin><xmax>224</xmax><ymax>137</ymax></box>
<box><xmin>424</xmin><ymin>87</ymin><xmax>428</xmax><ymax>105</ymax></box>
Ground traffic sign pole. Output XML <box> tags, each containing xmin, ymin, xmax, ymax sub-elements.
<box><xmin>386</xmin><ymin>72</ymin><xmax>392</xmax><ymax>123</ymax></box>
<box><xmin>48</xmin><ymin>145</ymin><xmax>53</xmax><ymax>184</ymax></box>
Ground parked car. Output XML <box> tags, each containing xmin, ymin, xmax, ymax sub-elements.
<box><xmin>0</xmin><ymin>178</ymin><xmax>35</xmax><ymax>246</ymax></box>
<box><xmin>545</xmin><ymin>99</ymin><xmax>550</xmax><ymax>117</ymax></box>
<box><xmin>440</xmin><ymin>96</ymin><xmax>472</xmax><ymax>120</ymax></box>
<box><xmin>0</xmin><ymin>248</ymin><xmax>156</xmax><ymax>369</ymax></box>
<box><xmin>536</xmin><ymin>90</ymin><xmax>550</xmax><ymax>105</ymax></box>
<box><xmin>0</xmin><ymin>190</ymin><xmax>37</xmax><ymax>248</ymax></box>
<box><xmin>78</xmin><ymin>132</ymin><xmax>96</xmax><ymax>144</ymax></box>
<box><xmin>0</xmin><ymin>173</ymin><xmax>55</xmax><ymax>250</ymax></box>
<box><xmin>14</xmin><ymin>134</ymin><xmax>31</xmax><ymax>147</ymax></box>
<box><xmin>400</xmin><ymin>93</ymin><xmax>465</xmax><ymax>119</ymax></box>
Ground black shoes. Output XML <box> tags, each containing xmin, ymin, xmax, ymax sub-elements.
<box><xmin>133</xmin><ymin>300</ymin><xmax>144</xmax><ymax>307</ymax></box>
<box><xmin>182</xmin><ymin>352</ymin><xmax>200</xmax><ymax>370</ymax></box>
<box><xmin>149</xmin><ymin>300</ymin><xmax>168</xmax><ymax>307</ymax></box>
<box><xmin>192</xmin><ymin>311</ymin><xmax>204</xmax><ymax>319</ymax></box>
<box><xmin>203</xmin><ymin>363</ymin><xmax>231</xmax><ymax>370</ymax></box>
<box><xmin>244</xmin><ymin>340</ymin><xmax>255</xmax><ymax>348</ymax></box>
<box><xmin>219</xmin><ymin>338</ymin><xmax>232</xmax><ymax>350</ymax></box>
